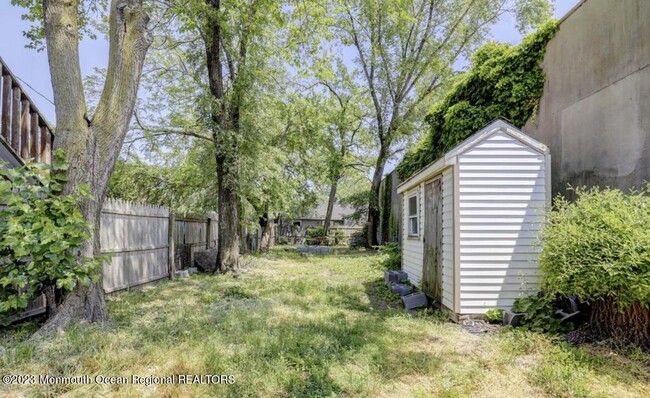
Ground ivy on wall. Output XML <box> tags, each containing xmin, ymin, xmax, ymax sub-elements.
<box><xmin>379</xmin><ymin>174</ymin><xmax>392</xmax><ymax>243</ymax></box>
<box><xmin>396</xmin><ymin>20</ymin><xmax>559</xmax><ymax>179</ymax></box>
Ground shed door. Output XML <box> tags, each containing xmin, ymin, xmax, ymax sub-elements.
<box><xmin>423</xmin><ymin>179</ymin><xmax>443</xmax><ymax>303</ymax></box>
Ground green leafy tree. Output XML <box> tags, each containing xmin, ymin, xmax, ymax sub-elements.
<box><xmin>331</xmin><ymin>0</ymin><xmax>553</xmax><ymax>246</ymax></box>
<box><xmin>0</xmin><ymin>154</ymin><xmax>101</xmax><ymax>324</ymax></box>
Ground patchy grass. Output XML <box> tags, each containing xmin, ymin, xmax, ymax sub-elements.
<box><xmin>1</xmin><ymin>250</ymin><xmax>649</xmax><ymax>397</ymax></box>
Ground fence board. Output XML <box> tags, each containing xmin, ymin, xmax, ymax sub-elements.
<box><xmin>100</xmin><ymin>199</ymin><xmax>171</xmax><ymax>293</ymax></box>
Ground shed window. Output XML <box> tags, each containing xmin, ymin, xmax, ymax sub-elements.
<box><xmin>408</xmin><ymin>194</ymin><xmax>418</xmax><ymax>236</ymax></box>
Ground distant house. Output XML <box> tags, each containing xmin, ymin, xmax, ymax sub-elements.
<box><xmin>294</xmin><ymin>202</ymin><xmax>359</xmax><ymax>230</ymax></box>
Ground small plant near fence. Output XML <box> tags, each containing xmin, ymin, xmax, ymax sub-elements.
<box><xmin>0</xmin><ymin>152</ymin><xmax>100</xmax><ymax>324</ymax></box>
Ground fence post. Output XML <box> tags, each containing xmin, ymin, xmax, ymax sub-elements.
<box><xmin>206</xmin><ymin>216</ymin><xmax>212</xmax><ymax>249</ymax></box>
<box><xmin>168</xmin><ymin>212</ymin><xmax>175</xmax><ymax>279</ymax></box>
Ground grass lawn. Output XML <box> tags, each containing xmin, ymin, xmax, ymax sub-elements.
<box><xmin>1</xmin><ymin>249</ymin><xmax>649</xmax><ymax>397</ymax></box>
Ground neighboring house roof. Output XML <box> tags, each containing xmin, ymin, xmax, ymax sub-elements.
<box><xmin>301</xmin><ymin>202</ymin><xmax>354</xmax><ymax>221</ymax></box>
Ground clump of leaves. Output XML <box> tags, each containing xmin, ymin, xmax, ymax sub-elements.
<box><xmin>397</xmin><ymin>20</ymin><xmax>559</xmax><ymax>179</ymax></box>
<box><xmin>373</xmin><ymin>243</ymin><xmax>401</xmax><ymax>271</ymax></box>
<box><xmin>512</xmin><ymin>294</ymin><xmax>572</xmax><ymax>334</ymax></box>
<box><xmin>540</xmin><ymin>186</ymin><xmax>650</xmax><ymax>310</ymax></box>
<box><xmin>0</xmin><ymin>151</ymin><xmax>100</xmax><ymax>323</ymax></box>
<box><xmin>485</xmin><ymin>308</ymin><xmax>504</xmax><ymax>323</ymax></box>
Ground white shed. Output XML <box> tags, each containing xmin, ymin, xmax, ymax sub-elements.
<box><xmin>396</xmin><ymin>119</ymin><xmax>551</xmax><ymax>320</ymax></box>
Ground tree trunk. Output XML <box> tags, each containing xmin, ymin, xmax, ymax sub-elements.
<box><xmin>215</xmin><ymin>152</ymin><xmax>241</xmax><ymax>273</ymax></box>
<box><xmin>205</xmin><ymin>0</ymin><xmax>241</xmax><ymax>273</ymax></box>
<box><xmin>366</xmin><ymin>146</ymin><xmax>387</xmax><ymax>247</ymax></box>
<box><xmin>38</xmin><ymin>0</ymin><xmax>151</xmax><ymax>334</ymax></box>
<box><xmin>259</xmin><ymin>211</ymin><xmax>272</xmax><ymax>253</ymax></box>
<box><xmin>589</xmin><ymin>296</ymin><xmax>650</xmax><ymax>350</ymax></box>
<box><xmin>323</xmin><ymin>179</ymin><xmax>338</xmax><ymax>236</ymax></box>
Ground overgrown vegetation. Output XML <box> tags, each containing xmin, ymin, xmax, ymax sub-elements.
<box><xmin>396</xmin><ymin>20</ymin><xmax>559</xmax><ymax>179</ymax></box>
<box><xmin>373</xmin><ymin>242</ymin><xmax>401</xmax><ymax>271</ymax></box>
<box><xmin>485</xmin><ymin>308</ymin><xmax>504</xmax><ymax>323</ymax></box>
<box><xmin>512</xmin><ymin>294</ymin><xmax>574</xmax><ymax>334</ymax></box>
<box><xmin>0</xmin><ymin>153</ymin><xmax>100</xmax><ymax>323</ymax></box>
<box><xmin>304</xmin><ymin>227</ymin><xmax>346</xmax><ymax>246</ymax></box>
<box><xmin>539</xmin><ymin>186</ymin><xmax>650</xmax><ymax>349</ymax></box>
<box><xmin>1</xmin><ymin>250</ymin><xmax>647</xmax><ymax>397</ymax></box>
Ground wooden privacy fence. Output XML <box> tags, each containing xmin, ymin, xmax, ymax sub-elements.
<box><xmin>0</xmin><ymin>56</ymin><xmax>53</xmax><ymax>167</ymax></box>
<box><xmin>100</xmin><ymin>199</ymin><xmax>217</xmax><ymax>293</ymax></box>
<box><xmin>173</xmin><ymin>213</ymin><xmax>218</xmax><ymax>272</ymax></box>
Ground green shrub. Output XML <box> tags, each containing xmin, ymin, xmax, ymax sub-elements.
<box><xmin>485</xmin><ymin>308</ymin><xmax>504</xmax><ymax>323</ymax></box>
<box><xmin>0</xmin><ymin>152</ymin><xmax>101</xmax><ymax>323</ymax></box>
<box><xmin>512</xmin><ymin>294</ymin><xmax>572</xmax><ymax>334</ymax></box>
<box><xmin>539</xmin><ymin>186</ymin><xmax>650</xmax><ymax>347</ymax></box>
<box><xmin>331</xmin><ymin>229</ymin><xmax>346</xmax><ymax>245</ymax></box>
<box><xmin>540</xmin><ymin>186</ymin><xmax>650</xmax><ymax>309</ymax></box>
<box><xmin>374</xmin><ymin>243</ymin><xmax>401</xmax><ymax>271</ymax></box>
<box><xmin>305</xmin><ymin>226</ymin><xmax>329</xmax><ymax>245</ymax></box>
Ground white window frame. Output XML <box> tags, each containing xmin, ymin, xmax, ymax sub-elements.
<box><xmin>407</xmin><ymin>193</ymin><xmax>419</xmax><ymax>237</ymax></box>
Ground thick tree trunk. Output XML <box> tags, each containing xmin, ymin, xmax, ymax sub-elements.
<box><xmin>205</xmin><ymin>0</ymin><xmax>241</xmax><ymax>273</ymax></box>
<box><xmin>38</xmin><ymin>0</ymin><xmax>151</xmax><ymax>334</ymax></box>
<box><xmin>323</xmin><ymin>179</ymin><xmax>338</xmax><ymax>236</ymax></box>
<box><xmin>590</xmin><ymin>296</ymin><xmax>650</xmax><ymax>350</ymax></box>
<box><xmin>216</xmin><ymin>153</ymin><xmax>241</xmax><ymax>273</ymax></box>
<box><xmin>366</xmin><ymin>147</ymin><xmax>386</xmax><ymax>247</ymax></box>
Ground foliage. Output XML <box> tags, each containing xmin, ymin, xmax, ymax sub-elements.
<box><xmin>539</xmin><ymin>186</ymin><xmax>650</xmax><ymax>310</ymax></box>
<box><xmin>0</xmin><ymin>152</ymin><xmax>100</xmax><ymax>322</ymax></box>
<box><xmin>512</xmin><ymin>294</ymin><xmax>573</xmax><ymax>334</ymax></box>
<box><xmin>485</xmin><ymin>308</ymin><xmax>504</xmax><ymax>323</ymax></box>
<box><xmin>340</xmin><ymin>189</ymin><xmax>372</xmax><ymax>224</ymax></box>
<box><xmin>329</xmin><ymin>0</ymin><xmax>553</xmax><ymax>244</ymax></box>
<box><xmin>11</xmin><ymin>0</ymin><xmax>107</xmax><ymax>51</ymax></box>
<box><xmin>396</xmin><ymin>20</ymin><xmax>559</xmax><ymax>179</ymax></box>
<box><xmin>107</xmin><ymin>143</ymin><xmax>218</xmax><ymax>214</ymax></box>
<box><xmin>373</xmin><ymin>243</ymin><xmax>401</xmax><ymax>271</ymax></box>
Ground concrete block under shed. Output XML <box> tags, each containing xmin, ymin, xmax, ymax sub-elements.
<box><xmin>390</xmin><ymin>284</ymin><xmax>413</xmax><ymax>296</ymax></box>
<box><xmin>402</xmin><ymin>291</ymin><xmax>428</xmax><ymax>310</ymax></box>
<box><xmin>384</xmin><ymin>270</ymin><xmax>408</xmax><ymax>285</ymax></box>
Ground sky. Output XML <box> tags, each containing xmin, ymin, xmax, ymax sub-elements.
<box><xmin>0</xmin><ymin>1</ymin><xmax>581</xmax><ymax>127</ymax></box>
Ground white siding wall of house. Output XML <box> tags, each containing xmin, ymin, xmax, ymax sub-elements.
<box><xmin>401</xmin><ymin>167</ymin><xmax>455</xmax><ymax>313</ymax></box>
<box><xmin>402</xmin><ymin>186</ymin><xmax>424</xmax><ymax>282</ymax></box>
<box><xmin>457</xmin><ymin>131</ymin><xmax>546</xmax><ymax>314</ymax></box>
<box><xmin>441</xmin><ymin>168</ymin><xmax>454</xmax><ymax>311</ymax></box>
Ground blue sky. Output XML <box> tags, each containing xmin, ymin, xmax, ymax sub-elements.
<box><xmin>0</xmin><ymin>1</ymin><xmax>580</xmax><ymax>125</ymax></box>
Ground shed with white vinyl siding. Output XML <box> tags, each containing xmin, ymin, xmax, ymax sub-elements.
<box><xmin>396</xmin><ymin>119</ymin><xmax>551</xmax><ymax>320</ymax></box>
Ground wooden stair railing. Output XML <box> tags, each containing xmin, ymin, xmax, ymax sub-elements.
<box><xmin>0</xmin><ymin>56</ymin><xmax>54</xmax><ymax>166</ymax></box>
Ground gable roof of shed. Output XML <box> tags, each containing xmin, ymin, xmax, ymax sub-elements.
<box><xmin>397</xmin><ymin>119</ymin><xmax>549</xmax><ymax>194</ymax></box>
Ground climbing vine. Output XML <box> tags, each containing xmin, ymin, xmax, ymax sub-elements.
<box><xmin>396</xmin><ymin>20</ymin><xmax>559</xmax><ymax>179</ymax></box>
<box><xmin>380</xmin><ymin>174</ymin><xmax>392</xmax><ymax>243</ymax></box>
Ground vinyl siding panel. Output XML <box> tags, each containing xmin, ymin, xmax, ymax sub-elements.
<box><xmin>458</xmin><ymin>131</ymin><xmax>546</xmax><ymax>315</ymax></box>
<box><xmin>441</xmin><ymin>168</ymin><xmax>454</xmax><ymax>310</ymax></box>
<box><xmin>402</xmin><ymin>186</ymin><xmax>423</xmax><ymax>283</ymax></box>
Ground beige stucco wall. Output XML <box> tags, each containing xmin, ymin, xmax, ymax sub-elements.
<box><xmin>523</xmin><ymin>0</ymin><xmax>650</xmax><ymax>198</ymax></box>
